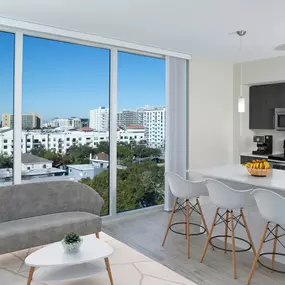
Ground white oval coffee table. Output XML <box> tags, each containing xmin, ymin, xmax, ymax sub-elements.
<box><xmin>25</xmin><ymin>234</ymin><xmax>114</xmax><ymax>285</ymax></box>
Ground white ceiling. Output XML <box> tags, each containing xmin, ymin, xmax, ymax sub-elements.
<box><xmin>1</xmin><ymin>0</ymin><xmax>285</xmax><ymax>62</ymax></box>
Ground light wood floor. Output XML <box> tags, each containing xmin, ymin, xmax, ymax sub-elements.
<box><xmin>103</xmin><ymin>209</ymin><xmax>285</xmax><ymax>285</ymax></box>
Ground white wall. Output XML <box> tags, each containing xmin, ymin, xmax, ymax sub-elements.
<box><xmin>188</xmin><ymin>57</ymin><xmax>234</xmax><ymax>169</ymax></box>
<box><xmin>22</xmin><ymin>162</ymin><xmax>52</xmax><ymax>171</ymax></box>
<box><xmin>233</xmin><ymin>56</ymin><xmax>285</xmax><ymax>160</ymax></box>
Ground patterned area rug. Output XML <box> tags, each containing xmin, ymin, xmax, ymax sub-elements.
<box><xmin>0</xmin><ymin>232</ymin><xmax>197</xmax><ymax>285</ymax></box>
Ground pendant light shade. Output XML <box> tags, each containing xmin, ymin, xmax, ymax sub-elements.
<box><xmin>238</xmin><ymin>96</ymin><xmax>245</xmax><ymax>113</ymax></box>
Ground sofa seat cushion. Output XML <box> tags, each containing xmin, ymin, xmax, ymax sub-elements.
<box><xmin>0</xmin><ymin>212</ymin><xmax>101</xmax><ymax>255</ymax></box>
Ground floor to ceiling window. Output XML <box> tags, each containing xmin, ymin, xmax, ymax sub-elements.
<box><xmin>116</xmin><ymin>52</ymin><xmax>166</xmax><ymax>213</ymax></box>
<box><xmin>0</xmin><ymin>31</ymin><xmax>15</xmax><ymax>186</ymax></box>
<box><xmin>22</xmin><ymin>36</ymin><xmax>110</xmax><ymax>215</ymax></box>
<box><xmin>0</xmin><ymin>29</ymin><xmax>173</xmax><ymax>215</ymax></box>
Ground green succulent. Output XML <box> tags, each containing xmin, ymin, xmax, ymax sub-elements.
<box><xmin>64</xmin><ymin>232</ymin><xmax>81</xmax><ymax>244</ymax></box>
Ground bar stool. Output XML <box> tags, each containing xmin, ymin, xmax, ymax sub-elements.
<box><xmin>162</xmin><ymin>171</ymin><xmax>210</xmax><ymax>259</ymax></box>
<box><xmin>200</xmin><ymin>179</ymin><xmax>256</xmax><ymax>279</ymax></box>
<box><xmin>247</xmin><ymin>189</ymin><xmax>285</xmax><ymax>284</ymax></box>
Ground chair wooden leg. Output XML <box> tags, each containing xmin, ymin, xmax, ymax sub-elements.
<box><xmin>104</xmin><ymin>257</ymin><xmax>114</xmax><ymax>285</ymax></box>
<box><xmin>186</xmin><ymin>199</ymin><xmax>190</xmax><ymax>258</ymax></box>
<box><xmin>230</xmin><ymin>211</ymin><xmax>237</xmax><ymax>279</ymax></box>
<box><xmin>200</xmin><ymin>208</ymin><xmax>219</xmax><ymax>263</ymax></box>
<box><xmin>95</xmin><ymin>232</ymin><xmax>100</xmax><ymax>239</ymax></box>
<box><xmin>185</xmin><ymin>200</ymin><xmax>188</xmax><ymax>239</ymax></box>
<box><xmin>247</xmin><ymin>223</ymin><xmax>269</xmax><ymax>285</ymax></box>
<box><xmin>196</xmin><ymin>198</ymin><xmax>209</xmax><ymax>234</ymax></box>
<box><xmin>162</xmin><ymin>198</ymin><xmax>177</xmax><ymax>246</ymax></box>
<box><xmin>224</xmin><ymin>210</ymin><xmax>229</xmax><ymax>253</ymax></box>
<box><xmin>27</xmin><ymin>267</ymin><xmax>35</xmax><ymax>285</ymax></box>
<box><xmin>197</xmin><ymin>198</ymin><xmax>215</xmax><ymax>251</ymax></box>
<box><xmin>272</xmin><ymin>224</ymin><xmax>279</xmax><ymax>272</ymax></box>
<box><xmin>240</xmin><ymin>209</ymin><xmax>256</xmax><ymax>256</ymax></box>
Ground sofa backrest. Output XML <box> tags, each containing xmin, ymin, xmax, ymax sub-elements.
<box><xmin>0</xmin><ymin>180</ymin><xmax>104</xmax><ymax>223</ymax></box>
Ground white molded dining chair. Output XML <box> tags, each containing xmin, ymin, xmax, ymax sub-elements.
<box><xmin>200</xmin><ymin>179</ymin><xmax>256</xmax><ymax>280</ymax></box>
<box><xmin>162</xmin><ymin>171</ymin><xmax>210</xmax><ymax>258</ymax></box>
<box><xmin>247</xmin><ymin>189</ymin><xmax>285</xmax><ymax>284</ymax></box>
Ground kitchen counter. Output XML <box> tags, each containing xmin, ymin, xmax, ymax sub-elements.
<box><xmin>194</xmin><ymin>164</ymin><xmax>285</xmax><ymax>192</ymax></box>
<box><xmin>191</xmin><ymin>164</ymin><xmax>285</xmax><ymax>264</ymax></box>
<box><xmin>240</xmin><ymin>152</ymin><xmax>269</xmax><ymax>158</ymax></box>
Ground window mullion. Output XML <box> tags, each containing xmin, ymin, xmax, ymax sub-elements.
<box><xmin>109</xmin><ymin>48</ymin><xmax>118</xmax><ymax>216</ymax></box>
<box><xmin>13</xmin><ymin>31</ymin><xmax>23</xmax><ymax>184</ymax></box>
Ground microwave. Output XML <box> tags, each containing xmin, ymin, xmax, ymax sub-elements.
<box><xmin>275</xmin><ymin>108</ymin><xmax>285</xmax><ymax>130</ymax></box>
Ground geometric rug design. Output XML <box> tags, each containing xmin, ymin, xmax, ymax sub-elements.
<box><xmin>0</xmin><ymin>232</ymin><xmax>197</xmax><ymax>285</ymax></box>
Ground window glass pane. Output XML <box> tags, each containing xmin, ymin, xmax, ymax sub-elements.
<box><xmin>22</xmin><ymin>36</ymin><xmax>110</xmax><ymax>215</ymax></box>
<box><xmin>0</xmin><ymin>32</ymin><xmax>14</xmax><ymax>186</ymax></box>
<box><xmin>117</xmin><ymin>52</ymin><xmax>165</xmax><ymax>213</ymax></box>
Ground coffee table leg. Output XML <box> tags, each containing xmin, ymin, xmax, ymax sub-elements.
<box><xmin>104</xmin><ymin>257</ymin><xmax>114</xmax><ymax>285</ymax></box>
<box><xmin>27</xmin><ymin>267</ymin><xmax>35</xmax><ymax>285</ymax></box>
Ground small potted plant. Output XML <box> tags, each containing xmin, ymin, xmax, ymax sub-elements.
<box><xmin>62</xmin><ymin>232</ymin><xmax>82</xmax><ymax>253</ymax></box>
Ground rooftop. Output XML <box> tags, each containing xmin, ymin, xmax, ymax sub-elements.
<box><xmin>79</xmin><ymin>127</ymin><xmax>94</xmax><ymax>131</ymax></box>
<box><xmin>67</xmin><ymin>164</ymin><xmax>95</xmax><ymax>171</ymax></box>
<box><xmin>127</xmin><ymin>125</ymin><xmax>145</xmax><ymax>129</ymax></box>
<box><xmin>0</xmin><ymin>127</ymin><xmax>12</xmax><ymax>133</ymax></box>
<box><xmin>0</xmin><ymin>167</ymin><xmax>66</xmax><ymax>179</ymax></box>
<box><xmin>21</xmin><ymin>153</ymin><xmax>52</xmax><ymax>164</ymax></box>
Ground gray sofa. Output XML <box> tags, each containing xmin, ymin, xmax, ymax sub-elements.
<box><xmin>0</xmin><ymin>180</ymin><xmax>104</xmax><ymax>255</ymax></box>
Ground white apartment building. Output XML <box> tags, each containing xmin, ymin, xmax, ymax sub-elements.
<box><xmin>46</xmin><ymin>117</ymin><xmax>82</xmax><ymax>129</ymax></box>
<box><xmin>121</xmin><ymin>125</ymin><xmax>146</xmax><ymax>144</ymax></box>
<box><xmin>117</xmin><ymin>106</ymin><xmax>166</xmax><ymax>149</ymax></box>
<box><xmin>89</xmin><ymin>107</ymin><xmax>109</xmax><ymax>131</ymax></box>
<box><xmin>143</xmin><ymin>107</ymin><xmax>166</xmax><ymax>149</ymax></box>
<box><xmin>0</xmin><ymin>127</ymin><xmax>145</xmax><ymax>156</ymax></box>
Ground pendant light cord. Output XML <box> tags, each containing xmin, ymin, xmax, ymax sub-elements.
<box><xmin>240</xmin><ymin>35</ymin><xmax>243</xmax><ymax>94</ymax></box>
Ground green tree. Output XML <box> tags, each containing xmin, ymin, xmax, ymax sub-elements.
<box><xmin>94</xmin><ymin>141</ymin><xmax>109</xmax><ymax>154</ymax></box>
<box><xmin>30</xmin><ymin>144</ymin><xmax>46</xmax><ymax>157</ymax></box>
<box><xmin>0</xmin><ymin>154</ymin><xmax>13</xmax><ymax>168</ymax></box>
<box><xmin>30</xmin><ymin>145</ymin><xmax>61</xmax><ymax>165</ymax></box>
<box><xmin>80</xmin><ymin>161</ymin><xmax>165</xmax><ymax>216</ymax></box>
<box><xmin>80</xmin><ymin>170</ymin><xmax>110</xmax><ymax>216</ymax></box>
<box><xmin>66</xmin><ymin>145</ymin><xmax>96</xmax><ymax>165</ymax></box>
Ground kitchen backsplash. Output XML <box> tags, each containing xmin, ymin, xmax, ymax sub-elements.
<box><xmin>241</xmin><ymin>129</ymin><xmax>285</xmax><ymax>154</ymax></box>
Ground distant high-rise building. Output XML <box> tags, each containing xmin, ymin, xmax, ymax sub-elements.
<box><xmin>47</xmin><ymin>118</ymin><xmax>71</xmax><ymax>128</ymax></box>
<box><xmin>2</xmin><ymin>112</ymin><xmax>43</xmax><ymax>130</ymax></box>
<box><xmin>117</xmin><ymin>110</ymin><xmax>139</xmax><ymax>129</ymax></box>
<box><xmin>2</xmin><ymin>113</ymin><xmax>12</xmax><ymax>128</ymax></box>
<box><xmin>116</xmin><ymin>106</ymin><xmax>166</xmax><ymax>149</ymax></box>
<box><xmin>69</xmin><ymin>117</ymin><xmax>81</xmax><ymax>129</ymax></box>
<box><xmin>80</xmin><ymin>118</ymin><xmax>89</xmax><ymax>128</ymax></box>
<box><xmin>89</xmin><ymin>107</ymin><xmax>109</xmax><ymax>131</ymax></box>
<box><xmin>47</xmin><ymin>117</ymin><xmax>87</xmax><ymax>130</ymax></box>
<box><xmin>143</xmin><ymin>106</ymin><xmax>166</xmax><ymax>149</ymax></box>
<box><xmin>136</xmin><ymin>108</ymin><xmax>145</xmax><ymax>126</ymax></box>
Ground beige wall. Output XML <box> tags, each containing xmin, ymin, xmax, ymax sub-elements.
<box><xmin>188</xmin><ymin>57</ymin><xmax>234</xmax><ymax>169</ymax></box>
<box><xmin>233</xmin><ymin>56</ymin><xmax>285</xmax><ymax>160</ymax></box>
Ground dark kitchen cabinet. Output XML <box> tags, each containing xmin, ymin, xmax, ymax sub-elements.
<box><xmin>249</xmin><ymin>83</ymin><xmax>285</xmax><ymax>129</ymax></box>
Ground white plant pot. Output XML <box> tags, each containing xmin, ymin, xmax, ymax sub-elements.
<box><xmin>61</xmin><ymin>238</ymin><xmax>83</xmax><ymax>253</ymax></box>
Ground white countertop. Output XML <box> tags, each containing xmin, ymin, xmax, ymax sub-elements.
<box><xmin>193</xmin><ymin>164</ymin><xmax>285</xmax><ymax>192</ymax></box>
<box><xmin>240</xmin><ymin>152</ymin><xmax>269</xmax><ymax>158</ymax></box>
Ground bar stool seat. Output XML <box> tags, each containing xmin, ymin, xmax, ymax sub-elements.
<box><xmin>162</xmin><ymin>171</ymin><xmax>210</xmax><ymax>258</ymax></box>
<box><xmin>200</xmin><ymin>179</ymin><xmax>256</xmax><ymax>280</ymax></box>
<box><xmin>247</xmin><ymin>189</ymin><xmax>285</xmax><ymax>284</ymax></box>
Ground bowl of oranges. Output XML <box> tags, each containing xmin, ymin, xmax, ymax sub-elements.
<box><xmin>244</xmin><ymin>159</ymin><xmax>271</xmax><ymax>177</ymax></box>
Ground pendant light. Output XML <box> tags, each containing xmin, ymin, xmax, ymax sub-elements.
<box><xmin>237</xmin><ymin>30</ymin><xmax>246</xmax><ymax>113</ymax></box>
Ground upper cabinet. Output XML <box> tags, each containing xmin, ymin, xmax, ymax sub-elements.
<box><xmin>249</xmin><ymin>83</ymin><xmax>285</xmax><ymax>129</ymax></box>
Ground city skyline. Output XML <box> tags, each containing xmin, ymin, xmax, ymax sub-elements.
<box><xmin>0</xmin><ymin>32</ymin><xmax>165</xmax><ymax>120</ymax></box>
<box><xmin>0</xmin><ymin>104</ymin><xmax>166</xmax><ymax>125</ymax></box>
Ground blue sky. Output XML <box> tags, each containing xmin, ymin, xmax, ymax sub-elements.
<box><xmin>0</xmin><ymin>32</ymin><xmax>165</xmax><ymax>122</ymax></box>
